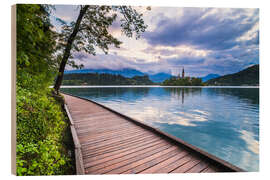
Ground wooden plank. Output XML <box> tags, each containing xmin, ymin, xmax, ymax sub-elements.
<box><xmin>70</xmin><ymin>125</ymin><xmax>81</xmax><ymax>148</ymax></box>
<box><xmin>81</xmin><ymin>130</ymin><xmax>154</xmax><ymax>150</ymax></box>
<box><xmin>171</xmin><ymin>156</ymin><xmax>201</xmax><ymax>173</ymax></box>
<box><xmin>121</xmin><ymin>148</ymin><xmax>183</xmax><ymax>174</ymax></box>
<box><xmin>81</xmin><ymin>134</ymin><xmax>158</xmax><ymax>158</ymax></box>
<box><xmin>64</xmin><ymin>104</ymin><xmax>74</xmax><ymax>125</ymax></box>
<box><xmin>201</xmin><ymin>165</ymin><xmax>220</xmax><ymax>173</ymax></box>
<box><xmin>73</xmin><ymin>114</ymin><xmax>120</xmax><ymax>123</ymax></box>
<box><xmin>81</xmin><ymin>133</ymin><xmax>160</xmax><ymax>157</ymax></box>
<box><xmin>64</xmin><ymin>93</ymin><xmax>244</xmax><ymax>172</ymax></box>
<box><xmin>80</xmin><ymin>129</ymin><xmax>148</xmax><ymax>147</ymax></box>
<box><xmin>75</xmin><ymin>148</ymin><xmax>85</xmax><ymax>174</ymax></box>
<box><xmin>72</xmin><ymin>111</ymin><xmax>110</xmax><ymax>117</ymax></box>
<box><xmin>83</xmin><ymin>136</ymin><xmax>163</xmax><ymax>164</ymax></box>
<box><xmin>78</xmin><ymin>125</ymin><xmax>143</xmax><ymax>138</ymax></box>
<box><xmin>62</xmin><ymin>93</ymin><xmax>244</xmax><ymax>174</ymax></box>
<box><xmin>153</xmin><ymin>154</ymin><xmax>192</xmax><ymax>173</ymax></box>
<box><xmin>75</xmin><ymin>118</ymin><xmax>129</xmax><ymax>127</ymax></box>
<box><xmin>86</xmin><ymin>143</ymin><xmax>172</xmax><ymax>174</ymax></box>
<box><xmin>76</xmin><ymin>120</ymin><xmax>131</xmax><ymax>130</ymax></box>
<box><xmin>186</xmin><ymin>161</ymin><xmax>209</xmax><ymax>173</ymax></box>
<box><xmin>79</xmin><ymin>128</ymin><xmax>144</xmax><ymax>145</ymax></box>
<box><xmin>76</xmin><ymin>123</ymin><xmax>134</xmax><ymax>135</ymax></box>
<box><xmin>76</xmin><ymin>122</ymin><xmax>132</xmax><ymax>134</ymax></box>
<box><xmin>84</xmin><ymin>139</ymin><xmax>166</xmax><ymax>168</ymax></box>
<box><xmin>106</xmin><ymin>146</ymin><xmax>179</xmax><ymax>174</ymax></box>
<box><xmin>79</xmin><ymin>127</ymin><xmax>144</xmax><ymax>144</ymax></box>
<box><xmin>137</xmin><ymin>150</ymin><xmax>189</xmax><ymax>174</ymax></box>
<box><xmin>64</xmin><ymin>102</ymin><xmax>84</xmax><ymax>175</ymax></box>
<box><xmin>81</xmin><ymin>132</ymin><xmax>155</xmax><ymax>151</ymax></box>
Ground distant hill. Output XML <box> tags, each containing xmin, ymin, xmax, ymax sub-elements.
<box><xmin>62</xmin><ymin>73</ymin><xmax>154</xmax><ymax>85</ymax></box>
<box><xmin>200</xmin><ymin>74</ymin><xmax>220</xmax><ymax>82</ymax></box>
<box><xmin>64</xmin><ymin>68</ymin><xmax>172</xmax><ymax>83</ymax></box>
<box><xmin>64</xmin><ymin>68</ymin><xmax>144</xmax><ymax>78</ymax></box>
<box><xmin>206</xmin><ymin>65</ymin><xmax>259</xmax><ymax>86</ymax></box>
<box><xmin>149</xmin><ymin>73</ymin><xmax>172</xmax><ymax>83</ymax></box>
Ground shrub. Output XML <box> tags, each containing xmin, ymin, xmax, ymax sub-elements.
<box><xmin>16</xmin><ymin>74</ymin><xmax>74</xmax><ymax>175</ymax></box>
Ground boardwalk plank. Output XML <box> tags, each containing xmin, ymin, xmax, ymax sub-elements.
<box><xmin>84</xmin><ymin>138</ymin><xmax>166</xmax><ymax>167</ymax></box>
<box><xmin>106</xmin><ymin>146</ymin><xmax>179</xmax><ymax>174</ymax></box>
<box><xmin>153</xmin><ymin>154</ymin><xmax>192</xmax><ymax>173</ymax></box>
<box><xmin>139</xmin><ymin>151</ymin><xmax>189</xmax><ymax>174</ymax></box>
<box><xmin>83</xmin><ymin>136</ymin><xmax>163</xmax><ymax>164</ymax></box>
<box><xmin>86</xmin><ymin>142</ymin><xmax>171</xmax><ymax>174</ymax></box>
<box><xmin>63</xmin><ymin>93</ymin><xmax>241</xmax><ymax>175</ymax></box>
<box><xmin>81</xmin><ymin>131</ymin><xmax>155</xmax><ymax>150</ymax></box>
<box><xmin>171</xmin><ymin>156</ymin><xmax>201</xmax><ymax>173</ymax></box>
<box><xmin>82</xmin><ymin>134</ymin><xmax>158</xmax><ymax>157</ymax></box>
<box><xmin>121</xmin><ymin>148</ymin><xmax>183</xmax><ymax>174</ymax></box>
<box><xmin>186</xmin><ymin>161</ymin><xmax>209</xmax><ymax>173</ymax></box>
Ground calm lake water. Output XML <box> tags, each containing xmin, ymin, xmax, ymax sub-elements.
<box><xmin>61</xmin><ymin>87</ymin><xmax>259</xmax><ymax>171</ymax></box>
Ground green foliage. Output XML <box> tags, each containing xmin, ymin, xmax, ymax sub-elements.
<box><xmin>162</xmin><ymin>77</ymin><xmax>204</xmax><ymax>86</ymax></box>
<box><xmin>16</xmin><ymin>4</ymin><xmax>74</xmax><ymax>175</ymax></box>
<box><xmin>16</xmin><ymin>4</ymin><xmax>57</xmax><ymax>81</ymax></box>
<box><xmin>16</xmin><ymin>87</ymin><xmax>65</xmax><ymax>144</ymax></box>
<box><xmin>16</xmin><ymin>78</ymin><xmax>74</xmax><ymax>175</ymax></box>
<box><xmin>16</xmin><ymin>139</ymin><xmax>68</xmax><ymax>175</ymax></box>
<box><xmin>206</xmin><ymin>64</ymin><xmax>259</xmax><ymax>86</ymax></box>
<box><xmin>62</xmin><ymin>73</ymin><xmax>154</xmax><ymax>85</ymax></box>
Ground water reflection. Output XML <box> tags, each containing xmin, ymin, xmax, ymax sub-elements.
<box><xmin>164</xmin><ymin>88</ymin><xmax>202</xmax><ymax>104</ymax></box>
<box><xmin>61</xmin><ymin>87</ymin><xmax>259</xmax><ymax>171</ymax></box>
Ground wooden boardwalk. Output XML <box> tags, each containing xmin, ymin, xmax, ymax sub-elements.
<box><xmin>63</xmin><ymin>93</ymin><xmax>243</xmax><ymax>174</ymax></box>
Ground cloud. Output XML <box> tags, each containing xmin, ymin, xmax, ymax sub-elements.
<box><xmin>143</xmin><ymin>8</ymin><xmax>259</xmax><ymax>51</ymax></box>
<box><xmin>68</xmin><ymin>51</ymin><xmax>172</xmax><ymax>74</ymax></box>
<box><xmin>166</xmin><ymin>56</ymin><xmax>205</xmax><ymax>66</ymax></box>
<box><xmin>53</xmin><ymin>6</ymin><xmax>259</xmax><ymax>77</ymax></box>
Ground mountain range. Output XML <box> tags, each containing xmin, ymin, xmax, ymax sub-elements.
<box><xmin>206</xmin><ymin>64</ymin><xmax>259</xmax><ymax>86</ymax></box>
<box><xmin>64</xmin><ymin>68</ymin><xmax>219</xmax><ymax>83</ymax></box>
<box><xmin>201</xmin><ymin>74</ymin><xmax>220</xmax><ymax>82</ymax></box>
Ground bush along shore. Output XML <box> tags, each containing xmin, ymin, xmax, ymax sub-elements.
<box><xmin>16</xmin><ymin>4</ymin><xmax>75</xmax><ymax>175</ymax></box>
<box><xmin>162</xmin><ymin>77</ymin><xmax>204</xmax><ymax>86</ymax></box>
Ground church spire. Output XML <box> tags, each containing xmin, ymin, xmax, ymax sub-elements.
<box><xmin>182</xmin><ymin>67</ymin><xmax>185</xmax><ymax>78</ymax></box>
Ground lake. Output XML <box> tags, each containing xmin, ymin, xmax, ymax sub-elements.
<box><xmin>61</xmin><ymin>86</ymin><xmax>259</xmax><ymax>171</ymax></box>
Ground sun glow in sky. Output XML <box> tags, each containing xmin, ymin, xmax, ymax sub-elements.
<box><xmin>51</xmin><ymin>5</ymin><xmax>259</xmax><ymax>77</ymax></box>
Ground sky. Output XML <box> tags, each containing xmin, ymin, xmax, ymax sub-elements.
<box><xmin>51</xmin><ymin>5</ymin><xmax>259</xmax><ymax>77</ymax></box>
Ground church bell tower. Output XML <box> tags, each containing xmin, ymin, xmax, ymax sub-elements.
<box><xmin>182</xmin><ymin>67</ymin><xmax>185</xmax><ymax>78</ymax></box>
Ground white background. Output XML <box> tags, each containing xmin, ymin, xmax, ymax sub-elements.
<box><xmin>1</xmin><ymin>0</ymin><xmax>269</xmax><ymax>179</ymax></box>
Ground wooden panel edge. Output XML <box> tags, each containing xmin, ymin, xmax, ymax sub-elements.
<box><xmin>11</xmin><ymin>4</ymin><xmax>16</xmax><ymax>176</ymax></box>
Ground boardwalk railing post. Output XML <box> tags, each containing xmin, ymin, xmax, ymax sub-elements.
<box><xmin>64</xmin><ymin>103</ymin><xmax>85</xmax><ymax>175</ymax></box>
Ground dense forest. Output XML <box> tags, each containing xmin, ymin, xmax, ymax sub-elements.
<box><xmin>16</xmin><ymin>5</ymin><xmax>74</xmax><ymax>175</ymax></box>
<box><xmin>206</xmin><ymin>65</ymin><xmax>259</xmax><ymax>86</ymax></box>
<box><xmin>63</xmin><ymin>73</ymin><xmax>155</xmax><ymax>85</ymax></box>
<box><xmin>162</xmin><ymin>77</ymin><xmax>204</xmax><ymax>86</ymax></box>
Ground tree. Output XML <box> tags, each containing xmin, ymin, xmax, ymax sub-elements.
<box><xmin>53</xmin><ymin>5</ymin><xmax>148</xmax><ymax>93</ymax></box>
<box><xmin>17</xmin><ymin>4</ymin><xmax>57</xmax><ymax>89</ymax></box>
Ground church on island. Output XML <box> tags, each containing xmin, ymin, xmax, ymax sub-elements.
<box><xmin>162</xmin><ymin>67</ymin><xmax>203</xmax><ymax>86</ymax></box>
<box><xmin>177</xmin><ymin>67</ymin><xmax>185</xmax><ymax>79</ymax></box>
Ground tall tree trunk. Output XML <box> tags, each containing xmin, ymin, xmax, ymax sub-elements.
<box><xmin>54</xmin><ymin>5</ymin><xmax>89</xmax><ymax>93</ymax></box>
